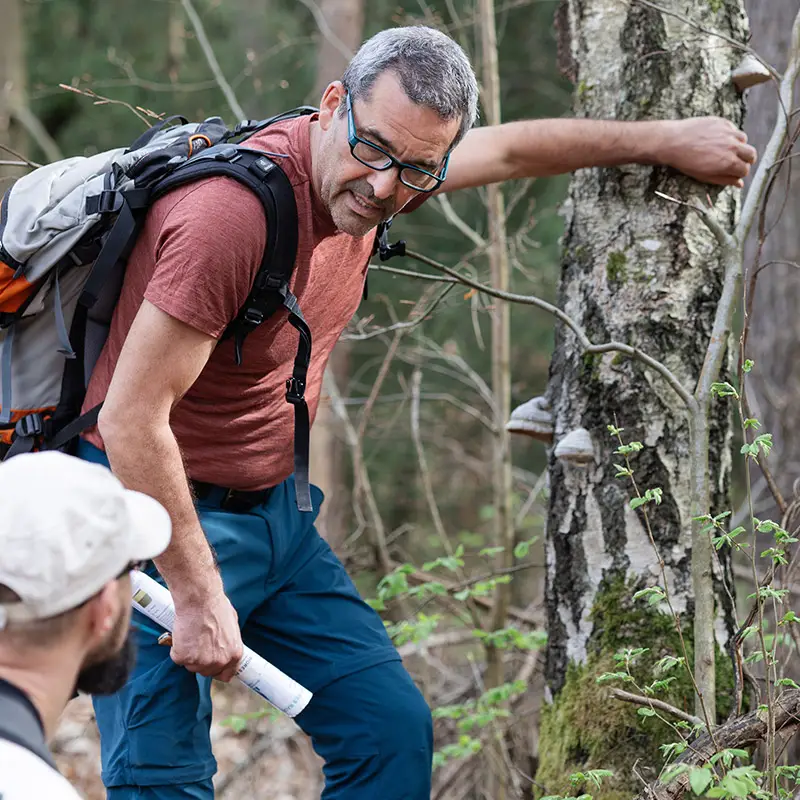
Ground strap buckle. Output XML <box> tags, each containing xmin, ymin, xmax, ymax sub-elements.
<box><xmin>243</xmin><ymin>307</ymin><xmax>264</xmax><ymax>326</ymax></box>
<box><xmin>89</xmin><ymin>190</ymin><xmax>124</xmax><ymax>215</ymax></box>
<box><xmin>15</xmin><ymin>413</ymin><xmax>45</xmax><ymax>438</ymax></box>
<box><xmin>285</xmin><ymin>376</ymin><xmax>306</xmax><ymax>404</ymax></box>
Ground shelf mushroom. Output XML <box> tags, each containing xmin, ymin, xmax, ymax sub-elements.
<box><xmin>731</xmin><ymin>55</ymin><xmax>771</xmax><ymax>92</ymax></box>
<box><xmin>506</xmin><ymin>396</ymin><xmax>553</xmax><ymax>443</ymax></box>
<box><xmin>554</xmin><ymin>427</ymin><xmax>594</xmax><ymax>467</ymax></box>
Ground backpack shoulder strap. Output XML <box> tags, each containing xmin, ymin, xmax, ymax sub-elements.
<box><xmin>0</xmin><ymin>681</ymin><xmax>57</xmax><ymax>771</ymax></box>
<box><xmin>152</xmin><ymin>147</ymin><xmax>312</xmax><ymax>512</ymax></box>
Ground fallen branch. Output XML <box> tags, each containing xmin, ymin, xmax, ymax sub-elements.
<box><xmin>633</xmin><ymin>689</ymin><xmax>800</xmax><ymax>799</ymax></box>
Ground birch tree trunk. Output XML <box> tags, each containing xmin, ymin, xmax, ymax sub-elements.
<box><xmin>537</xmin><ymin>1</ymin><xmax>745</xmax><ymax>794</ymax></box>
<box><xmin>308</xmin><ymin>0</ymin><xmax>363</xmax><ymax>548</ymax></box>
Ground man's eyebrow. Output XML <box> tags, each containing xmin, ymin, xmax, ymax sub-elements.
<box><xmin>361</xmin><ymin>126</ymin><xmax>440</xmax><ymax>172</ymax></box>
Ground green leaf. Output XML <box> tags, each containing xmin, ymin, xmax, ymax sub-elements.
<box><xmin>711</xmin><ymin>381</ymin><xmax>739</xmax><ymax>399</ymax></box>
<box><xmin>479</xmin><ymin>546</ymin><xmax>505</xmax><ymax>558</ymax></box>
<box><xmin>689</xmin><ymin>767</ymin><xmax>712</xmax><ymax>796</ymax></box>
<box><xmin>743</xmin><ymin>417</ymin><xmax>761</xmax><ymax>430</ymax></box>
<box><xmin>630</xmin><ymin>497</ymin><xmax>647</xmax><ymax>510</ymax></box>
<box><xmin>637</xmin><ymin>707</ymin><xmax>656</xmax><ymax>717</ymax></box>
<box><xmin>743</xmin><ymin>359</ymin><xmax>754</xmax><ymax>373</ymax></box>
<box><xmin>777</xmin><ymin>677</ymin><xmax>800</xmax><ymax>690</ymax></box>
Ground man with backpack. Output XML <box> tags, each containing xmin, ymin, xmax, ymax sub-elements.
<box><xmin>0</xmin><ymin>452</ymin><xmax>171</xmax><ymax>799</ymax></box>
<box><xmin>0</xmin><ymin>24</ymin><xmax>755</xmax><ymax>800</ymax></box>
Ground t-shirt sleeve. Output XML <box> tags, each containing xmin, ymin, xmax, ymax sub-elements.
<box><xmin>144</xmin><ymin>176</ymin><xmax>268</xmax><ymax>338</ymax></box>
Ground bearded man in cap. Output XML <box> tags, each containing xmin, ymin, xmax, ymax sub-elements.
<box><xmin>0</xmin><ymin>451</ymin><xmax>172</xmax><ymax>800</ymax></box>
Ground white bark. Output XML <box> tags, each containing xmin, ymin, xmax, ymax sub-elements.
<box><xmin>546</xmin><ymin>0</ymin><xmax>746</xmax><ymax>693</ymax></box>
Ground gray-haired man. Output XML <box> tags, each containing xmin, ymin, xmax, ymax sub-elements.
<box><xmin>77</xmin><ymin>25</ymin><xmax>755</xmax><ymax>800</ymax></box>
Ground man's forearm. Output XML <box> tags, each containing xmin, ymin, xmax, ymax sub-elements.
<box><xmin>497</xmin><ymin>118</ymin><xmax>667</xmax><ymax>178</ymax></box>
<box><xmin>99</xmin><ymin>415</ymin><xmax>221</xmax><ymax>601</ymax></box>
<box><xmin>445</xmin><ymin>115</ymin><xmax>752</xmax><ymax>191</ymax></box>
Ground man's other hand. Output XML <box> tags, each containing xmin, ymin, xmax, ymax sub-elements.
<box><xmin>170</xmin><ymin>586</ymin><xmax>243</xmax><ymax>682</ymax></box>
<box><xmin>657</xmin><ymin>116</ymin><xmax>757</xmax><ymax>188</ymax></box>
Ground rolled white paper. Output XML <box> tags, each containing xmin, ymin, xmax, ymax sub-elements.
<box><xmin>130</xmin><ymin>570</ymin><xmax>312</xmax><ymax>718</ymax></box>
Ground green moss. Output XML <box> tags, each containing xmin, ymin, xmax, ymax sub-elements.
<box><xmin>606</xmin><ymin>251</ymin><xmax>628</xmax><ymax>284</ymax></box>
<box><xmin>535</xmin><ymin>576</ymin><xmax>734</xmax><ymax>799</ymax></box>
<box><xmin>581</xmin><ymin>352</ymin><xmax>600</xmax><ymax>382</ymax></box>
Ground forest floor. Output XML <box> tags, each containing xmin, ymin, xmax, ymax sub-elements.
<box><xmin>53</xmin><ymin>682</ymin><xmax>323</xmax><ymax>799</ymax></box>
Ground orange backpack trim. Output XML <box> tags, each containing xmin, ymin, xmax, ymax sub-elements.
<box><xmin>0</xmin><ymin>262</ymin><xmax>38</xmax><ymax>314</ymax></box>
<box><xmin>0</xmin><ymin>406</ymin><xmax>55</xmax><ymax>444</ymax></box>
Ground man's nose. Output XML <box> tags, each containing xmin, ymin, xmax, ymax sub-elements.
<box><xmin>367</xmin><ymin>167</ymin><xmax>400</xmax><ymax>201</ymax></box>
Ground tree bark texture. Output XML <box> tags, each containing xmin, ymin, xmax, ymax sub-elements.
<box><xmin>744</xmin><ymin>0</ymin><xmax>800</xmax><ymax>514</ymax></box>
<box><xmin>308</xmin><ymin>0</ymin><xmax>363</xmax><ymax>549</ymax></box>
<box><xmin>539</xmin><ymin>0</ymin><xmax>746</xmax><ymax>792</ymax></box>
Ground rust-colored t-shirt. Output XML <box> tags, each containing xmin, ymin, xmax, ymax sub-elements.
<box><xmin>83</xmin><ymin>115</ymin><xmax>375</xmax><ymax>490</ymax></box>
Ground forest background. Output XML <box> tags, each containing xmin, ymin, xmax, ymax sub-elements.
<box><xmin>5</xmin><ymin>0</ymin><xmax>799</xmax><ymax>798</ymax></box>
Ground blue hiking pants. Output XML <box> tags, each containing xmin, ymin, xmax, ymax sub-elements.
<box><xmin>77</xmin><ymin>441</ymin><xmax>433</xmax><ymax>799</ymax></box>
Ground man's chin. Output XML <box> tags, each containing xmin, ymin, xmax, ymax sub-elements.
<box><xmin>331</xmin><ymin>198</ymin><xmax>384</xmax><ymax>237</ymax></box>
<box><xmin>75</xmin><ymin>633</ymin><xmax>137</xmax><ymax>697</ymax></box>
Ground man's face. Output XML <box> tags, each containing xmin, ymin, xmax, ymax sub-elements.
<box><xmin>75</xmin><ymin>578</ymin><xmax>135</xmax><ymax>696</ymax></box>
<box><xmin>314</xmin><ymin>72</ymin><xmax>460</xmax><ymax>237</ymax></box>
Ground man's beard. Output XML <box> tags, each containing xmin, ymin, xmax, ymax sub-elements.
<box><xmin>75</xmin><ymin>628</ymin><xmax>137</xmax><ymax>696</ymax></box>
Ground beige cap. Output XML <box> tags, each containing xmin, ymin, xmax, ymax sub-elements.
<box><xmin>0</xmin><ymin>451</ymin><xmax>171</xmax><ymax>629</ymax></box>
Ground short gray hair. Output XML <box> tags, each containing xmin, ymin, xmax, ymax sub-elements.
<box><xmin>341</xmin><ymin>26</ymin><xmax>479</xmax><ymax>148</ymax></box>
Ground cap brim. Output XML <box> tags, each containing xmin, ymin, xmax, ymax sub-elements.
<box><xmin>123</xmin><ymin>490</ymin><xmax>172</xmax><ymax>562</ymax></box>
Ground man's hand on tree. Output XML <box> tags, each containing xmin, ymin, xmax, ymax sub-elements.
<box><xmin>656</xmin><ymin>116</ymin><xmax>757</xmax><ymax>188</ymax></box>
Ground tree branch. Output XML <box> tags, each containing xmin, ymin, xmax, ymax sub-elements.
<box><xmin>9</xmin><ymin>103</ymin><xmax>62</xmax><ymax>162</ymax></box>
<box><xmin>609</xmin><ymin>688</ymin><xmax>704</xmax><ymax>727</ymax></box>
<box><xmin>296</xmin><ymin>0</ymin><xmax>356</xmax><ymax>63</ymax></box>
<box><xmin>181</xmin><ymin>0</ymin><xmax>246</xmax><ymax>120</ymax></box>
<box><xmin>406</xmin><ymin>248</ymin><xmax>696</xmax><ymax>410</ymax></box>
<box><xmin>634</xmin><ymin>690</ymin><xmax>800</xmax><ymax>799</ymax></box>
<box><xmin>737</xmin><ymin>8</ymin><xmax>800</xmax><ymax>243</ymax></box>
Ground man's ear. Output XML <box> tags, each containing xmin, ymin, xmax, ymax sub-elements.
<box><xmin>318</xmin><ymin>81</ymin><xmax>345</xmax><ymax>132</ymax></box>
<box><xmin>84</xmin><ymin>582</ymin><xmax>120</xmax><ymax>641</ymax></box>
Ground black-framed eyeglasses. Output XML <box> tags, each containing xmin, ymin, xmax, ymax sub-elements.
<box><xmin>346</xmin><ymin>91</ymin><xmax>449</xmax><ymax>193</ymax></box>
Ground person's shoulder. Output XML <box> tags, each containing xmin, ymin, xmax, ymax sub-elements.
<box><xmin>0</xmin><ymin>740</ymin><xmax>83</xmax><ymax>799</ymax></box>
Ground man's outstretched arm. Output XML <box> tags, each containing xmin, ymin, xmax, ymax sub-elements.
<box><xmin>439</xmin><ymin>116</ymin><xmax>757</xmax><ymax>192</ymax></box>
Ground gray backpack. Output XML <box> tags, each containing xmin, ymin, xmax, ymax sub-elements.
<box><xmin>0</xmin><ymin>109</ymin><xmax>317</xmax><ymax>510</ymax></box>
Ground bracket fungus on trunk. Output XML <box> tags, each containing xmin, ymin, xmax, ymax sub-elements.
<box><xmin>505</xmin><ymin>396</ymin><xmax>553</xmax><ymax>443</ymax></box>
<box><xmin>731</xmin><ymin>54</ymin><xmax>771</xmax><ymax>91</ymax></box>
<box><xmin>553</xmin><ymin>427</ymin><xmax>594</xmax><ymax>467</ymax></box>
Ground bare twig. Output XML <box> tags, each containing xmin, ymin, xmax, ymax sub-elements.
<box><xmin>738</xmin><ymin>10</ymin><xmax>800</xmax><ymax>243</ymax></box>
<box><xmin>369</xmin><ymin>263</ymin><xmax>461</xmax><ymax>283</ymax></box>
<box><xmin>181</xmin><ymin>0</ymin><xmax>246</xmax><ymax>120</ymax></box>
<box><xmin>434</xmin><ymin>194</ymin><xmax>487</xmax><ymax>248</ymax></box>
<box><xmin>58</xmin><ymin>83</ymin><xmax>155</xmax><ymax>127</ymax></box>
<box><xmin>610</xmin><ymin>688</ymin><xmax>704</xmax><ymax>727</ymax></box>
<box><xmin>406</xmin><ymin>248</ymin><xmax>696</xmax><ymax>409</ymax></box>
<box><xmin>295</xmin><ymin>0</ymin><xmax>355</xmax><ymax>62</ymax></box>
<box><xmin>10</xmin><ymin>103</ymin><xmax>62</xmax><ymax>162</ymax></box>
<box><xmin>342</xmin><ymin>283</ymin><xmax>455</xmax><ymax>341</ymax></box>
